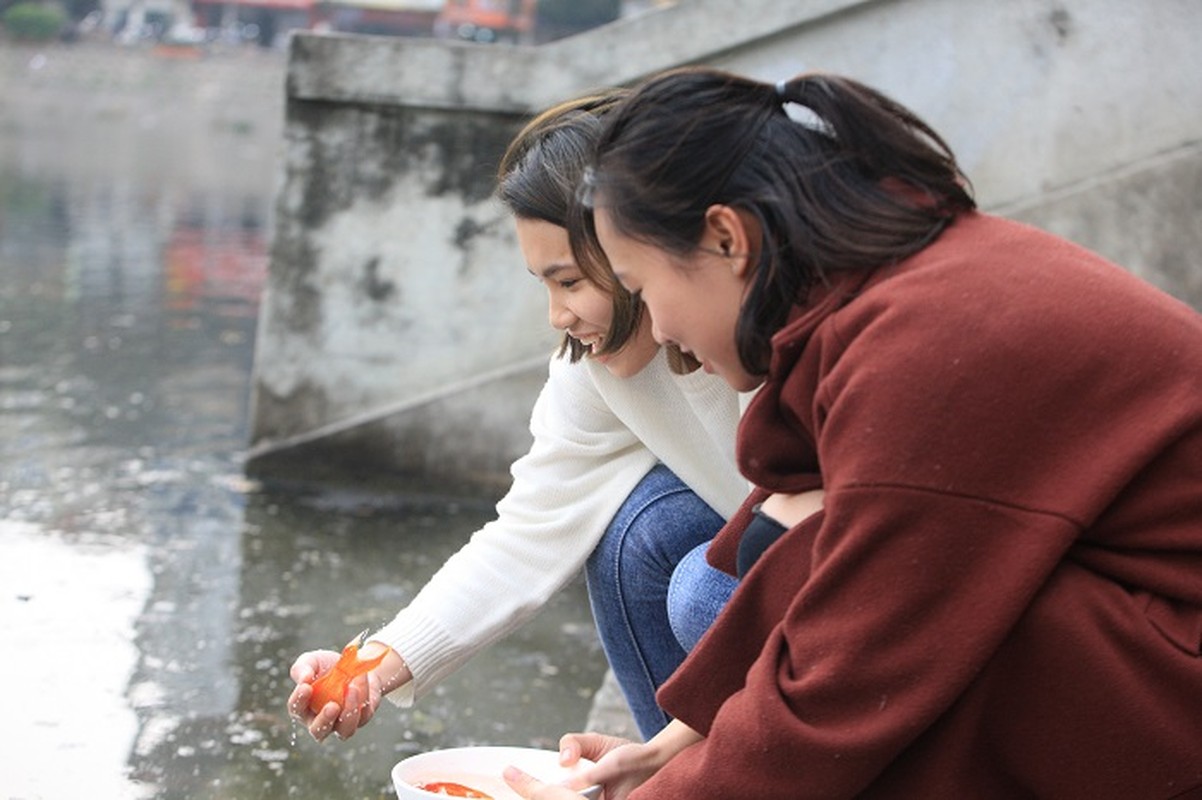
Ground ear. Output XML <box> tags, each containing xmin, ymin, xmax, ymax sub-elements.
<box><xmin>703</xmin><ymin>204</ymin><xmax>758</xmax><ymax>278</ymax></box>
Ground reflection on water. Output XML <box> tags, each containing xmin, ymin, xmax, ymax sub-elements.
<box><xmin>0</xmin><ymin>521</ymin><xmax>150</xmax><ymax>799</ymax></box>
<box><xmin>0</xmin><ymin>162</ymin><xmax>604</xmax><ymax>797</ymax></box>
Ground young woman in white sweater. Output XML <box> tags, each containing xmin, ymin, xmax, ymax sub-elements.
<box><xmin>286</xmin><ymin>92</ymin><xmax>746</xmax><ymax>742</ymax></box>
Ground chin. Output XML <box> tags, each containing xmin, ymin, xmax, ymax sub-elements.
<box><xmin>724</xmin><ymin>369</ymin><xmax>764</xmax><ymax>393</ymax></box>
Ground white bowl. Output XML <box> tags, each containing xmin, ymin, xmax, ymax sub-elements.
<box><xmin>392</xmin><ymin>745</ymin><xmax>601</xmax><ymax>800</ymax></box>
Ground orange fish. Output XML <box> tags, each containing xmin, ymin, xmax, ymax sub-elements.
<box><xmin>307</xmin><ymin>630</ymin><xmax>388</xmax><ymax>715</ymax></box>
<box><xmin>415</xmin><ymin>782</ymin><xmax>493</xmax><ymax>798</ymax></box>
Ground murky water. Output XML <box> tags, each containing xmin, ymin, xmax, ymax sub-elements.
<box><xmin>0</xmin><ymin>53</ymin><xmax>604</xmax><ymax>800</ymax></box>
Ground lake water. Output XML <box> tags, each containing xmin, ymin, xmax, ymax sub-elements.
<box><xmin>0</xmin><ymin>43</ymin><xmax>605</xmax><ymax>800</ymax></box>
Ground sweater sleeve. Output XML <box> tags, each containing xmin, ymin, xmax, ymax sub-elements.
<box><xmin>370</xmin><ymin>354</ymin><xmax>657</xmax><ymax>704</ymax></box>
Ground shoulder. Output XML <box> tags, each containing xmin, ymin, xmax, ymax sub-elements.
<box><xmin>826</xmin><ymin>212</ymin><xmax>1201</xmax><ymax>360</ymax></box>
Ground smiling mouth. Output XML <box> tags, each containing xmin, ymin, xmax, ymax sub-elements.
<box><xmin>572</xmin><ymin>333</ymin><xmax>604</xmax><ymax>351</ymax></box>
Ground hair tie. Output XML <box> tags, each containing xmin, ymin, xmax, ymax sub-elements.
<box><xmin>774</xmin><ymin>79</ymin><xmax>789</xmax><ymax>100</ymax></box>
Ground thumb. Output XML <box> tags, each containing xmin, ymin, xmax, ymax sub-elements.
<box><xmin>558</xmin><ymin>737</ymin><xmax>581</xmax><ymax>767</ymax></box>
<box><xmin>290</xmin><ymin>659</ymin><xmax>316</xmax><ymax>684</ymax></box>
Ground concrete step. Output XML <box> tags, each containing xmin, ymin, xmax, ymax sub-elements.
<box><xmin>585</xmin><ymin>669</ymin><xmax>640</xmax><ymax>742</ymax></box>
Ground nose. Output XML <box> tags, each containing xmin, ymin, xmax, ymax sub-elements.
<box><xmin>548</xmin><ymin>294</ymin><xmax>575</xmax><ymax>331</ymax></box>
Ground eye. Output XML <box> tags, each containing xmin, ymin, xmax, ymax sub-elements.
<box><xmin>559</xmin><ymin>278</ymin><xmax>581</xmax><ymax>289</ymax></box>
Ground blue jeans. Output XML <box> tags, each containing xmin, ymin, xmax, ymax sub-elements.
<box><xmin>585</xmin><ymin>464</ymin><xmax>738</xmax><ymax>739</ymax></box>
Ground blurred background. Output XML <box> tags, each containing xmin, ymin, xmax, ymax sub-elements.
<box><xmin>0</xmin><ymin>0</ymin><xmax>662</xmax><ymax>50</ymax></box>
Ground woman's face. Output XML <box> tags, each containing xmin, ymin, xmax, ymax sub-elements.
<box><xmin>515</xmin><ymin>217</ymin><xmax>658</xmax><ymax>379</ymax></box>
<box><xmin>594</xmin><ymin>207</ymin><xmax>759</xmax><ymax>391</ymax></box>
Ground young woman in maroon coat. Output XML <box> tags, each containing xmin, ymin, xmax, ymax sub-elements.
<box><xmin>503</xmin><ymin>67</ymin><xmax>1202</xmax><ymax>800</ymax></box>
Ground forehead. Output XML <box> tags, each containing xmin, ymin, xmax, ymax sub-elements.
<box><xmin>593</xmin><ymin>207</ymin><xmax>658</xmax><ymax>265</ymax></box>
<box><xmin>516</xmin><ymin>216</ymin><xmax>570</xmax><ymax>246</ymax></box>
<box><xmin>592</xmin><ymin>205</ymin><xmax>621</xmax><ymax>241</ymax></box>
<box><xmin>516</xmin><ymin>217</ymin><xmax>572</xmax><ymax>256</ymax></box>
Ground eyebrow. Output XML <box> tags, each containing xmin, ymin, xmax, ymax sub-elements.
<box><xmin>528</xmin><ymin>262</ymin><xmax>576</xmax><ymax>280</ymax></box>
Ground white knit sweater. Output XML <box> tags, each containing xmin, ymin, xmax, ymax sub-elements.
<box><xmin>371</xmin><ymin>347</ymin><xmax>748</xmax><ymax>705</ymax></box>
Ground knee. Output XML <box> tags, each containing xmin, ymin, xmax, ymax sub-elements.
<box><xmin>668</xmin><ymin>544</ymin><xmax>713</xmax><ymax>616</ymax></box>
<box><xmin>592</xmin><ymin>464</ymin><xmax>724</xmax><ymax>585</ymax></box>
<box><xmin>608</xmin><ymin>464</ymin><xmax>686</xmax><ymax>529</ymax></box>
<box><xmin>668</xmin><ymin>543</ymin><xmax>737</xmax><ymax>652</ymax></box>
<box><xmin>589</xmin><ymin>466</ymin><xmax>678</xmax><ymax>565</ymax></box>
<box><xmin>620</xmin><ymin>489</ymin><xmax>722</xmax><ymax>575</ymax></box>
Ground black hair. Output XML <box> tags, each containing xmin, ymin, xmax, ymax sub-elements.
<box><xmin>578</xmin><ymin>67</ymin><xmax>975</xmax><ymax>375</ymax></box>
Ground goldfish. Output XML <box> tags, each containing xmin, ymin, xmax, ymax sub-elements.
<box><xmin>415</xmin><ymin>782</ymin><xmax>494</xmax><ymax>798</ymax></box>
<box><xmin>307</xmin><ymin>630</ymin><xmax>389</xmax><ymax>715</ymax></box>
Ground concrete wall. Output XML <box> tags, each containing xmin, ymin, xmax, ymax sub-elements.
<box><xmin>247</xmin><ymin>0</ymin><xmax>1202</xmax><ymax>489</ymax></box>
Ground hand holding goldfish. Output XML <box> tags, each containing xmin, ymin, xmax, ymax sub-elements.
<box><xmin>288</xmin><ymin>630</ymin><xmax>410</xmax><ymax>742</ymax></box>
<box><xmin>306</xmin><ymin>630</ymin><xmax>389</xmax><ymax>715</ymax></box>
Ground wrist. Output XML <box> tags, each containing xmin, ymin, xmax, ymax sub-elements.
<box><xmin>362</xmin><ymin>641</ymin><xmax>413</xmax><ymax>695</ymax></box>
<box><xmin>646</xmin><ymin>720</ymin><xmax>703</xmax><ymax>764</ymax></box>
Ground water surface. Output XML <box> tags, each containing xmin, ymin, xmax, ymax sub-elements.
<box><xmin>0</xmin><ymin>52</ymin><xmax>604</xmax><ymax>799</ymax></box>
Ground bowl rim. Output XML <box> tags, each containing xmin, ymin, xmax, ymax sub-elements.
<box><xmin>391</xmin><ymin>745</ymin><xmax>600</xmax><ymax>799</ymax></box>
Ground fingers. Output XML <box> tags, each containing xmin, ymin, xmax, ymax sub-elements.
<box><xmin>333</xmin><ymin>680</ymin><xmax>366</xmax><ymax>739</ymax></box>
<box><xmin>289</xmin><ymin>651</ymin><xmax>321</xmax><ymax>684</ymax></box>
<box><xmin>502</xmin><ymin>766</ymin><xmax>540</xmax><ymax>799</ymax></box>
<box><xmin>561</xmin><ymin>732</ymin><xmax>630</xmax><ymax>764</ymax></box>
<box><xmin>290</xmin><ymin>662</ymin><xmax>315</xmax><ymax>685</ymax></box>
<box><xmin>315</xmin><ymin>676</ymin><xmax>377</xmax><ymax>741</ymax></box>
<box><xmin>307</xmin><ymin>700</ymin><xmax>341</xmax><ymax>741</ymax></box>
<box><xmin>288</xmin><ymin>671</ymin><xmax>341</xmax><ymax>742</ymax></box>
<box><xmin>287</xmin><ymin>649</ymin><xmax>333</xmax><ymax>727</ymax></box>
<box><xmin>502</xmin><ymin>766</ymin><xmax>581</xmax><ymax>800</ymax></box>
<box><xmin>287</xmin><ymin>682</ymin><xmax>312</xmax><ymax>721</ymax></box>
<box><xmin>360</xmin><ymin>670</ymin><xmax>381</xmax><ymax>727</ymax></box>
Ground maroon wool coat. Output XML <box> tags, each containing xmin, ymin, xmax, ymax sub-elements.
<box><xmin>643</xmin><ymin>213</ymin><xmax>1202</xmax><ymax>799</ymax></box>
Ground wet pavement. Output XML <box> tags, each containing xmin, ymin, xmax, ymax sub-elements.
<box><xmin>0</xmin><ymin>43</ymin><xmax>608</xmax><ymax>800</ymax></box>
